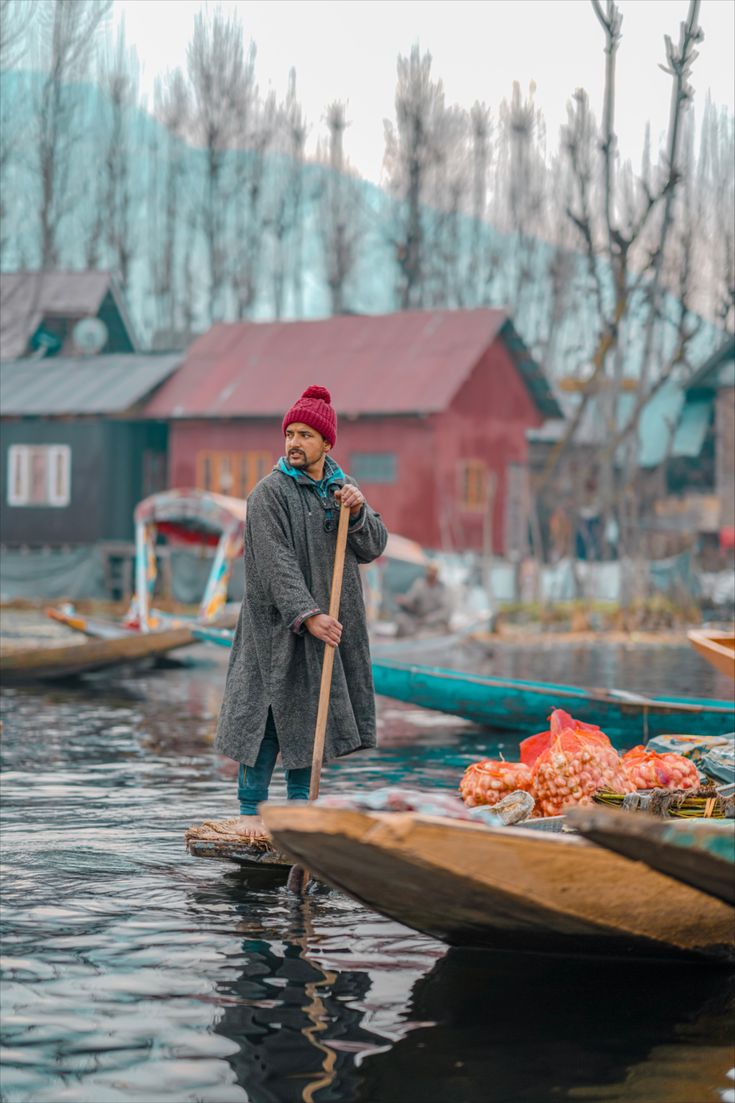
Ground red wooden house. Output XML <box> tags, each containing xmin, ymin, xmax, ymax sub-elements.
<box><xmin>144</xmin><ymin>309</ymin><xmax>561</xmax><ymax>553</ymax></box>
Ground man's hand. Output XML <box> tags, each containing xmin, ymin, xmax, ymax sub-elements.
<box><xmin>305</xmin><ymin>613</ymin><xmax>343</xmax><ymax>646</ymax></box>
<box><xmin>335</xmin><ymin>484</ymin><xmax>365</xmax><ymax>518</ymax></box>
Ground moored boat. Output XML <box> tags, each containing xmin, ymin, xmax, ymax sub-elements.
<box><xmin>371</xmin><ymin>660</ymin><xmax>735</xmax><ymax>740</ymax></box>
<box><xmin>0</xmin><ymin>624</ymin><xmax>195</xmax><ymax>684</ymax></box>
<box><xmin>687</xmin><ymin>628</ymin><xmax>735</xmax><ymax>680</ymax></box>
<box><xmin>260</xmin><ymin>802</ymin><xmax>735</xmax><ymax>961</ymax></box>
<box><xmin>12</xmin><ymin>489</ymin><xmax>246</xmax><ymax>682</ymax></box>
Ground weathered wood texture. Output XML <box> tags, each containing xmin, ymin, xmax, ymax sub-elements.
<box><xmin>0</xmin><ymin>625</ymin><xmax>194</xmax><ymax>682</ymax></box>
<box><xmin>261</xmin><ymin>803</ymin><xmax>735</xmax><ymax>961</ymax></box>
<box><xmin>567</xmin><ymin>806</ymin><xmax>735</xmax><ymax>905</ymax></box>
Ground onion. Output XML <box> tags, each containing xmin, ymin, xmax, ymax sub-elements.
<box><xmin>460</xmin><ymin>760</ymin><xmax>533</xmax><ymax>808</ymax></box>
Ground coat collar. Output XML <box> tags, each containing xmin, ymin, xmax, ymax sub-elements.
<box><xmin>277</xmin><ymin>454</ymin><xmax>345</xmax><ymax>491</ymax></box>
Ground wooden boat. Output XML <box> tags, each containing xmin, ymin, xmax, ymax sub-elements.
<box><xmin>688</xmin><ymin>628</ymin><xmax>735</xmax><ymax>680</ymax></box>
<box><xmin>371</xmin><ymin>659</ymin><xmax>735</xmax><ymax>740</ymax></box>
<box><xmin>567</xmin><ymin>806</ymin><xmax>735</xmax><ymax>906</ymax></box>
<box><xmin>11</xmin><ymin>489</ymin><xmax>246</xmax><ymax>682</ymax></box>
<box><xmin>260</xmin><ymin>802</ymin><xmax>735</xmax><ymax>961</ymax></box>
<box><xmin>0</xmin><ymin>624</ymin><xmax>194</xmax><ymax>684</ymax></box>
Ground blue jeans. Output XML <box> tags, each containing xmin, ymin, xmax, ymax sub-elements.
<box><xmin>237</xmin><ymin>709</ymin><xmax>311</xmax><ymax>815</ymax></box>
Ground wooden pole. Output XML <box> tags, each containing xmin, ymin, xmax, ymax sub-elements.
<box><xmin>287</xmin><ymin>500</ymin><xmax>351</xmax><ymax>892</ymax></box>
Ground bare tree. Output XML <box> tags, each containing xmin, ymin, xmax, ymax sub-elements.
<box><xmin>0</xmin><ymin>0</ymin><xmax>34</xmax><ymax>68</ymax></box>
<box><xmin>33</xmin><ymin>0</ymin><xmax>111</xmax><ymax>267</ymax></box>
<box><xmin>0</xmin><ymin>0</ymin><xmax>36</xmax><ymax>263</ymax></box>
<box><xmin>537</xmin><ymin>1</ymin><xmax>703</xmax><ymax>497</ymax></box>
<box><xmin>528</xmin><ymin>0</ymin><xmax>705</xmax><ymax>607</ymax></box>
<box><xmin>318</xmin><ymin>101</ymin><xmax>364</xmax><ymax>315</ymax></box>
<box><xmin>695</xmin><ymin>99</ymin><xmax>735</xmax><ymax>332</ymax></box>
<box><xmin>187</xmin><ymin>6</ymin><xmax>250</xmax><ymax>323</ymax></box>
<box><xmin>494</xmin><ymin>82</ymin><xmax>548</xmax><ymax>324</ymax></box>
<box><xmin>231</xmin><ymin>90</ymin><xmax>275</xmax><ymax>320</ymax></box>
<box><xmin>425</xmin><ymin>104</ymin><xmax>468</xmax><ymax>307</ymax></box>
<box><xmin>466</xmin><ymin>101</ymin><xmax>492</xmax><ymax>306</ymax></box>
<box><xmin>150</xmin><ymin>68</ymin><xmax>191</xmax><ymax>338</ymax></box>
<box><xmin>95</xmin><ymin>24</ymin><xmax>139</xmax><ymax>290</ymax></box>
<box><xmin>384</xmin><ymin>45</ymin><xmax>447</xmax><ymax>309</ymax></box>
<box><xmin>286</xmin><ymin>69</ymin><xmax>307</xmax><ymax>318</ymax></box>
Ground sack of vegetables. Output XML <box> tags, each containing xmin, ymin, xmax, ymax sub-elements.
<box><xmin>526</xmin><ymin>708</ymin><xmax>633</xmax><ymax>816</ymax></box>
<box><xmin>459</xmin><ymin>759</ymin><xmax>533</xmax><ymax>808</ymax></box>
<box><xmin>519</xmin><ymin>708</ymin><xmax>611</xmax><ymax>767</ymax></box>
<box><xmin>621</xmin><ymin>745</ymin><xmax>700</xmax><ymax>791</ymax></box>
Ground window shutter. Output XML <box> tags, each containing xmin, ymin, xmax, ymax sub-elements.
<box><xmin>7</xmin><ymin>446</ymin><xmax>29</xmax><ymax>506</ymax></box>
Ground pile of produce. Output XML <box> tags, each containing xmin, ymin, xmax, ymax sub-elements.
<box><xmin>621</xmin><ymin>745</ymin><xmax>699</xmax><ymax>791</ymax></box>
<box><xmin>459</xmin><ymin>708</ymin><xmax>706</xmax><ymax>817</ymax></box>
<box><xmin>521</xmin><ymin>709</ymin><xmax>632</xmax><ymax>817</ymax></box>
<box><xmin>459</xmin><ymin>760</ymin><xmax>533</xmax><ymax>808</ymax></box>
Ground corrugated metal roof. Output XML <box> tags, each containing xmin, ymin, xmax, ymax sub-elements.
<box><xmin>144</xmin><ymin>309</ymin><xmax>561</xmax><ymax>420</ymax></box>
<box><xmin>0</xmin><ymin>354</ymin><xmax>182</xmax><ymax>415</ymax></box>
<box><xmin>0</xmin><ymin>271</ymin><xmax>137</xmax><ymax>359</ymax></box>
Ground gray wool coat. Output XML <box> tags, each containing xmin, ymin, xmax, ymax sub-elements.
<box><xmin>214</xmin><ymin>463</ymin><xmax>388</xmax><ymax>770</ymax></box>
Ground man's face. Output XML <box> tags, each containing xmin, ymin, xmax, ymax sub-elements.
<box><xmin>284</xmin><ymin>422</ymin><xmax>330</xmax><ymax>469</ymax></box>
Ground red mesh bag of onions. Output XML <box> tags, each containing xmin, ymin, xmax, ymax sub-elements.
<box><xmin>520</xmin><ymin>709</ymin><xmax>610</xmax><ymax>766</ymax></box>
<box><xmin>459</xmin><ymin>760</ymin><xmax>533</xmax><ymax>808</ymax></box>
<box><xmin>621</xmin><ymin>746</ymin><xmax>699</xmax><ymax>791</ymax></box>
<box><xmin>530</xmin><ymin>709</ymin><xmax>632</xmax><ymax>816</ymax></box>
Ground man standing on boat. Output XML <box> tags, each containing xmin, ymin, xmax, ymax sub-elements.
<box><xmin>215</xmin><ymin>385</ymin><xmax>388</xmax><ymax>818</ymax></box>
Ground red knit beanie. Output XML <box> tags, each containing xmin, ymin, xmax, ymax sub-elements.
<box><xmin>282</xmin><ymin>385</ymin><xmax>337</xmax><ymax>446</ymax></box>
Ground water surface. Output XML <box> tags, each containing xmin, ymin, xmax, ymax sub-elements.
<box><xmin>1</xmin><ymin>643</ymin><xmax>733</xmax><ymax>1103</ymax></box>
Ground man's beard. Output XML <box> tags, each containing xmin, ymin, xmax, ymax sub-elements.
<box><xmin>288</xmin><ymin>448</ymin><xmax>322</xmax><ymax>468</ymax></box>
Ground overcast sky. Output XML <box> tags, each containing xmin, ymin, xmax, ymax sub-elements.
<box><xmin>114</xmin><ymin>0</ymin><xmax>735</xmax><ymax>183</ymax></box>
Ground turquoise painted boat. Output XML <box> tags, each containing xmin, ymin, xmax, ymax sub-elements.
<box><xmin>371</xmin><ymin>660</ymin><xmax>735</xmax><ymax>741</ymax></box>
<box><xmin>190</xmin><ymin>631</ymin><xmax>734</xmax><ymax>741</ymax></box>
<box><xmin>192</xmin><ymin>625</ymin><xmax>234</xmax><ymax>647</ymax></box>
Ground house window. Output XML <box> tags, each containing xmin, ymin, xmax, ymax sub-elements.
<box><xmin>350</xmin><ymin>452</ymin><xmax>397</xmax><ymax>484</ymax></box>
<box><xmin>459</xmin><ymin>460</ymin><xmax>489</xmax><ymax>512</ymax></box>
<box><xmin>197</xmin><ymin>450</ymin><xmax>272</xmax><ymax>497</ymax></box>
<box><xmin>7</xmin><ymin>445</ymin><xmax>71</xmax><ymax>507</ymax></box>
<box><xmin>239</xmin><ymin>451</ymin><xmax>272</xmax><ymax>495</ymax></box>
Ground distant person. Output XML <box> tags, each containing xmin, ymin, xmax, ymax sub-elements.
<box><xmin>394</xmin><ymin>561</ymin><xmax>452</xmax><ymax>637</ymax></box>
<box><xmin>549</xmin><ymin>502</ymin><xmax>573</xmax><ymax>562</ymax></box>
<box><xmin>215</xmin><ymin>385</ymin><xmax>388</xmax><ymax>823</ymax></box>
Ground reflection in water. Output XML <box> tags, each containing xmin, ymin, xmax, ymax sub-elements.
<box><xmin>190</xmin><ymin>872</ymin><xmax>441</xmax><ymax>1103</ymax></box>
<box><xmin>357</xmin><ymin>950</ymin><xmax>735</xmax><ymax>1103</ymax></box>
<box><xmin>1</xmin><ymin>643</ymin><xmax>733</xmax><ymax>1103</ymax></box>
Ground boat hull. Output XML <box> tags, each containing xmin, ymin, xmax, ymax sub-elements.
<box><xmin>261</xmin><ymin>804</ymin><xmax>735</xmax><ymax>962</ymax></box>
<box><xmin>688</xmin><ymin>629</ymin><xmax>735</xmax><ymax>681</ymax></box>
<box><xmin>0</xmin><ymin>625</ymin><xmax>195</xmax><ymax>682</ymax></box>
<box><xmin>372</xmin><ymin>660</ymin><xmax>735</xmax><ymax>740</ymax></box>
<box><xmin>568</xmin><ymin>807</ymin><xmax>735</xmax><ymax>905</ymax></box>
